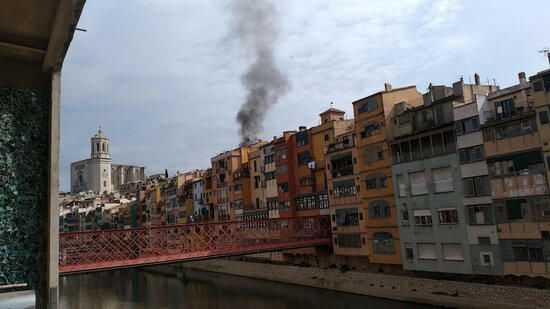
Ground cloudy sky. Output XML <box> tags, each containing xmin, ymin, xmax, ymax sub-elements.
<box><xmin>60</xmin><ymin>0</ymin><xmax>550</xmax><ymax>191</ymax></box>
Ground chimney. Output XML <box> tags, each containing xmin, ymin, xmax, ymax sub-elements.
<box><xmin>474</xmin><ymin>73</ymin><xmax>480</xmax><ymax>85</ymax></box>
<box><xmin>298</xmin><ymin>126</ymin><xmax>307</xmax><ymax>132</ymax></box>
<box><xmin>518</xmin><ymin>72</ymin><xmax>526</xmax><ymax>87</ymax></box>
<box><xmin>384</xmin><ymin>83</ymin><xmax>392</xmax><ymax>92</ymax></box>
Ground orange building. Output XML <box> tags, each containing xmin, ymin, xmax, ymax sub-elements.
<box><xmin>352</xmin><ymin>83</ymin><xmax>423</xmax><ymax>266</ymax></box>
<box><xmin>326</xmin><ymin>125</ymin><xmax>368</xmax><ymax>257</ymax></box>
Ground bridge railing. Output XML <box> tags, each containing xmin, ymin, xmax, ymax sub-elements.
<box><xmin>59</xmin><ymin>215</ymin><xmax>331</xmax><ymax>274</ymax></box>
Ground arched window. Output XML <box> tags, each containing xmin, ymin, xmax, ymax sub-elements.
<box><xmin>360</xmin><ymin>122</ymin><xmax>381</xmax><ymax>138</ymax></box>
<box><xmin>368</xmin><ymin>199</ymin><xmax>390</xmax><ymax>218</ymax></box>
<box><xmin>96</xmin><ymin>142</ymin><xmax>100</xmax><ymax>152</ymax></box>
<box><xmin>373</xmin><ymin>232</ymin><xmax>395</xmax><ymax>254</ymax></box>
<box><xmin>102</xmin><ymin>143</ymin><xmax>105</xmax><ymax>152</ymax></box>
<box><xmin>358</xmin><ymin>99</ymin><xmax>378</xmax><ymax>114</ymax></box>
<box><xmin>363</xmin><ymin>144</ymin><xmax>384</xmax><ymax>165</ymax></box>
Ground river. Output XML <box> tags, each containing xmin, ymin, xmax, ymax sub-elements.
<box><xmin>59</xmin><ymin>267</ymin><xmax>432</xmax><ymax>308</ymax></box>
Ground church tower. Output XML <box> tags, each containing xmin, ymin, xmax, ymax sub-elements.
<box><xmin>89</xmin><ymin>128</ymin><xmax>112</xmax><ymax>193</ymax></box>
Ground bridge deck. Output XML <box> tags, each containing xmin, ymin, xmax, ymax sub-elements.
<box><xmin>59</xmin><ymin>215</ymin><xmax>331</xmax><ymax>274</ymax></box>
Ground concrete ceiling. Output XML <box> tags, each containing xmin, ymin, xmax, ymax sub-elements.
<box><xmin>0</xmin><ymin>0</ymin><xmax>86</xmax><ymax>71</ymax></box>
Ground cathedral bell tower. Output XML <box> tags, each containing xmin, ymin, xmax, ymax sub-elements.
<box><xmin>89</xmin><ymin>127</ymin><xmax>112</xmax><ymax>193</ymax></box>
<box><xmin>91</xmin><ymin>127</ymin><xmax>110</xmax><ymax>159</ymax></box>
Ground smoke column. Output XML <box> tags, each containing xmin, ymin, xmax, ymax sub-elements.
<box><xmin>229</xmin><ymin>0</ymin><xmax>291</xmax><ymax>145</ymax></box>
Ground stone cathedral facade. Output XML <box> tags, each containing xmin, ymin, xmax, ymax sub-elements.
<box><xmin>70</xmin><ymin>129</ymin><xmax>145</xmax><ymax>194</ymax></box>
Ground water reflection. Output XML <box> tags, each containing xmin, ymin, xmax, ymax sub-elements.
<box><xmin>60</xmin><ymin>266</ymin><xmax>431</xmax><ymax>308</ymax></box>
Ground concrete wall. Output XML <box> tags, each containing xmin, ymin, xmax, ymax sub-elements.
<box><xmin>393</xmin><ymin>153</ymin><xmax>473</xmax><ymax>274</ymax></box>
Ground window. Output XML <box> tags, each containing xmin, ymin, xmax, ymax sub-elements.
<box><xmin>478</xmin><ymin>237</ymin><xmax>491</xmax><ymax>245</ymax></box>
<box><xmin>533</xmin><ymin>81</ymin><xmax>543</xmax><ymax>92</ymax></box>
<box><xmin>338</xmin><ymin>234</ymin><xmax>362</xmax><ymax>248</ymax></box>
<box><xmin>369</xmin><ymin>200</ymin><xmax>390</xmax><ymax>218</ymax></box>
<box><xmin>278</xmin><ymin>182</ymin><xmax>288</xmax><ymax>193</ymax></box>
<box><xmin>365</xmin><ymin>172</ymin><xmax>387</xmax><ymax>190</ymax></box>
<box><xmin>274</xmin><ymin>148</ymin><xmax>286</xmax><ymax>160</ymax></box>
<box><xmin>358</xmin><ymin>99</ymin><xmax>378</xmax><ymax>113</ymax></box>
<box><xmin>458</xmin><ymin>145</ymin><xmax>485</xmax><ymax>163</ymax></box>
<box><xmin>372</xmin><ymin>232</ymin><xmax>395</xmax><ymax>254</ymax></box>
<box><xmin>265</xmin><ymin>171</ymin><xmax>276</xmax><ymax>181</ymax></box>
<box><xmin>324</xmin><ymin>133</ymin><xmax>329</xmax><ymax>142</ymax></box>
<box><xmin>296</xmin><ymin>131</ymin><xmax>308</xmax><ymax>147</ymax></box>
<box><xmin>541</xmin><ymin>201</ymin><xmax>550</xmax><ymax>217</ymax></box>
<box><xmin>103</xmin><ymin>181</ymin><xmax>106</xmax><ymax>187</ymax></box>
<box><xmin>433</xmin><ymin>167</ymin><xmax>453</xmax><ymax>193</ymax></box>
<box><xmin>276</xmin><ymin>164</ymin><xmax>287</xmax><ymax>175</ymax></box>
<box><xmin>254</xmin><ymin>176</ymin><xmax>260</xmax><ymax>188</ymax></box>
<box><xmin>506</xmin><ymin>199</ymin><xmax>526</xmax><ymax>220</ymax></box>
<box><xmin>418</xmin><ymin>243</ymin><xmax>436</xmax><ymax>260</ymax></box>
<box><xmin>409</xmin><ymin>171</ymin><xmax>428</xmax><ymax>195</ymax></box>
<box><xmin>333</xmin><ymin>179</ymin><xmax>356</xmax><ymax>197</ymax></box>
<box><xmin>360</xmin><ymin>122</ymin><xmax>381</xmax><ymax>138</ymax></box>
<box><xmin>467</xmin><ymin>205</ymin><xmax>493</xmax><ymax>224</ymax></box>
<box><xmin>296</xmin><ymin>195</ymin><xmax>316</xmax><ymax>211</ymax></box>
<box><xmin>253</xmin><ymin>160</ymin><xmax>257</xmax><ymax>172</ymax></box>
<box><xmin>540</xmin><ymin>110</ymin><xmax>549</xmax><ymax>125</ymax></box>
<box><xmin>405</xmin><ymin>243</ymin><xmax>414</xmax><ymax>260</ymax></box>
<box><xmin>335</xmin><ymin>208</ymin><xmax>359</xmax><ymax>226</ymax></box>
<box><xmin>363</xmin><ymin>145</ymin><xmax>384</xmax><ymax>164</ymax></box>
<box><xmin>481</xmin><ymin>253</ymin><xmax>493</xmax><ymax>266</ymax></box>
<box><xmin>265</xmin><ymin>154</ymin><xmax>274</xmax><ymax>164</ymax></box>
<box><xmin>396</xmin><ymin>174</ymin><xmax>406</xmax><ymax>197</ymax></box>
<box><xmin>401</xmin><ymin>207</ymin><xmax>410</xmax><ymax>222</ymax></box>
<box><xmin>495</xmin><ymin>98</ymin><xmax>515</xmax><ymax>119</ymax></box>
<box><xmin>319</xmin><ymin>194</ymin><xmax>329</xmax><ymax>209</ymax></box>
<box><xmin>442</xmin><ymin>244</ymin><xmax>464</xmax><ymax>261</ymax></box>
<box><xmin>455</xmin><ymin>116</ymin><xmax>480</xmax><ymax>135</ymax></box>
<box><xmin>438</xmin><ymin>208</ymin><xmax>458</xmax><ymax>224</ymax></box>
<box><xmin>299</xmin><ymin>177</ymin><xmax>312</xmax><ymax>187</ymax></box>
<box><xmin>463</xmin><ymin>176</ymin><xmax>490</xmax><ymax>196</ymax></box>
<box><xmin>297</xmin><ymin>151</ymin><xmax>310</xmax><ymax>166</ymax></box>
<box><xmin>513</xmin><ymin>246</ymin><xmax>544</xmax><ymax>262</ymax></box>
<box><xmin>414</xmin><ymin>209</ymin><xmax>432</xmax><ymax>226</ymax></box>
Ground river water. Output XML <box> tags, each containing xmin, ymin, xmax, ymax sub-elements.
<box><xmin>60</xmin><ymin>267</ymin><xmax>432</xmax><ymax>308</ymax></box>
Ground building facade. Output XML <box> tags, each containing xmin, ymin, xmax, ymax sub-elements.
<box><xmin>353</xmin><ymin>83</ymin><xmax>423</xmax><ymax>267</ymax></box>
<box><xmin>70</xmin><ymin>128</ymin><xmax>145</xmax><ymax>194</ymax></box>
<box><xmin>482</xmin><ymin>72</ymin><xmax>550</xmax><ymax>278</ymax></box>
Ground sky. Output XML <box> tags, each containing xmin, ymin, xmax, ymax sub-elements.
<box><xmin>60</xmin><ymin>0</ymin><xmax>550</xmax><ymax>191</ymax></box>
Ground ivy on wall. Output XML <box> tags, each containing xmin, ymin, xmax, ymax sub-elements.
<box><xmin>0</xmin><ymin>87</ymin><xmax>48</xmax><ymax>289</ymax></box>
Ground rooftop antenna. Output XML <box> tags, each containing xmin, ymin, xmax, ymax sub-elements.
<box><xmin>538</xmin><ymin>47</ymin><xmax>550</xmax><ymax>67</ymax></box>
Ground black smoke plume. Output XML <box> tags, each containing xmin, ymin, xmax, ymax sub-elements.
<box><xmin>229</xmin><ymin>0</ymin><xmax>291</xmax><ymax>146</ymax></box>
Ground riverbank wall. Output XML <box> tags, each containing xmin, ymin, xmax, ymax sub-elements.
<box><xmin>172</xmin><ymin>259</ymin><xmax>550</xmax><ymax>309</ymax></box>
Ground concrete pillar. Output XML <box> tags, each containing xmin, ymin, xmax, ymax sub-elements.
<box><xmin>47</xmin><ymin>70</ymin><xmax>61</xmax><ymax>309</ymax></box>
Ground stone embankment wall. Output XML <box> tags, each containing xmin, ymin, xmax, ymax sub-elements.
<box><xmin>183</xmin><ymin>259</ymin><xmax>550</xmax><ymax>309</ymax></box>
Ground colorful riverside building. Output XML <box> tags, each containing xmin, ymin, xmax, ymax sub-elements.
<box><xmin>530</xmin><ymin>66</ymin><xmax>550</xmax><ymax>187</ymax></box>
<box><xmin>326</xmin><ymin>123</ymin><xmax>367</xmax><ymax>258</ymax></box>
<box><xmin>482</xmin><ymin>72</ymin><xmax>550</xmax><ymax>278</ymax></box>
<box><xmin>391</xmin><ymin>78</ymin><xmax>498</xmax><ymax>274</ymax></box>
<box><xmin>210</xmin><ymin>142</ymin><xmax>266</xmax><ymax>221</ymax></box>
<box><xmin>352</xmin><ymin>83</ymin><xmax>423</xmax><ymax>269</ymax></box>
<box><xmin>452</xmin><ymin>75</ymin><xmax>501</xmax><ymax>275</ymax></box>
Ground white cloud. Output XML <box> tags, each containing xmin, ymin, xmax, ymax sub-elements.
<box><xmin>60</xmin><ymin>0</ymin><xmax>550</xmax><ymax>190</ymax></box>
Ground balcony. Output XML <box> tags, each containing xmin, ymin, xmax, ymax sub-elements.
<box><xmin>331</xmin><ymin>166</ymin><xmax>354</xmax><ymax>178</ymax></box>
<box><xmin>483</xmin><ymin>107</ymin><xmax>534</xmax><ymax>124</ymax></box>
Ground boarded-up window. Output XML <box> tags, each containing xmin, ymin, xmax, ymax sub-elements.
<box><xmin>396</xmin><ymin>174</ymin><xmax>406</xmax><ymax>197</ymax></box>
<box><xmin>418</xmin><ymin>243</ymin><xmax>436</xmax><ymax>260</ymax></box>
<box><xmin>433</xmin><ymin>167</ymin><xmax>453</xmax><ymax>193</ymax></box>
<box><xmin>409</xmin><ymin>171</ymin><xmax>428</xmax><ymax>195</ymax></box>
<box><xmin>442</xmin><ymin>243</ymin><xmax>464</xmax><ymax>261</ymax></box>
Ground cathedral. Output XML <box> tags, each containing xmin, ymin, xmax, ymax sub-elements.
<box><xmin>70</xmin><ymin>128</ymin><xmax>146</xmax><ymax>194</ymax></box>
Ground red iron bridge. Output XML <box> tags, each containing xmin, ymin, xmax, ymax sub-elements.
<box><xmin>59</xmin><ymin>215</ymin><xmax>332</xmax><ymax>274</ymax></box>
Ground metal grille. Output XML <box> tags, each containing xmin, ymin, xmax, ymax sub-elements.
<box><xmin>59</xmin><ymin>215</ymin><xmax>331</xmax><ymax>274</ymax></box>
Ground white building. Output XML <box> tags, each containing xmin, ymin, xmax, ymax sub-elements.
<box><xmin>70</xmin><ymin>128</ymin><xmax>145</xmax><ymax>194</ymax></box>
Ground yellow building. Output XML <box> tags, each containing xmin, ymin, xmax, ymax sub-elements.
<box><xmin>352</xmin><ymin>83</ymin><xmax>423</xmax><ymax>267</ymax></box>
<box><xmin>530</xmin><ymin>67</ymin><xmax>550</xmax><ymax>186</ymax></box>
<box><xmin>482</xmin><ymin>72</ymin><xmax>550</xmax><ymax>278</ymax></box>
